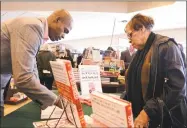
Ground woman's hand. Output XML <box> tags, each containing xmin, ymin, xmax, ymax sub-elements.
<box><xmin>134</xmin><ymin>109</ymin><xmax>149</xmax><ymax>128</ymax></box>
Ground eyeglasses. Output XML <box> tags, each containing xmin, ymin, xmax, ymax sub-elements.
<box><xmin>58</xmin><ymin>18</ymin><xmax>71</xmax><ymax>34</ymax></box>
<box><xmin>126</xmin><ymin>30</ymin><xmax>134</xmax><ymax>39</ymax></box>
<box><xmin>64</xmin><ymin>27</ymin><xmax>69</xmax><ymax>34</ymax></box>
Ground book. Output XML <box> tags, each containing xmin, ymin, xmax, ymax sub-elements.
<box><xmin>79</xmin><ymin>65</ymin><xmax>102</xmax><ymax>96</ymax></box>
<box><xmin>90</xmin><ymin>92</ymin><xmax>134</xmax><ymax>128</ymax></box>
<box><xmin>50</xmin><ymin>60</ymin><xmax>86</xmax><ymax>128</ymax></box>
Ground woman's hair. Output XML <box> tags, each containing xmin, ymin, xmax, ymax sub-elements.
<box><xmin>128</xmin><ymin>13</ymin><xmax>154</xmax><ymax>31</ymax></box>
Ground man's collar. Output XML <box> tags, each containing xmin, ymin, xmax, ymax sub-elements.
<box><xmin>38</xmin><ymin>18</ymin><xmax>49</xmax><ymax>43</ymax></box>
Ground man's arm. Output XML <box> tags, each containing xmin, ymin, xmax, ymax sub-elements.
<box><xmin>10</xmin><ymin>24</ymin><xmax>57</xmax><ymax>109</ymax></box>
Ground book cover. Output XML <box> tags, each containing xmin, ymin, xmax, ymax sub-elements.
<box><xmin>79</xmin><ymin>65</ymin><xmax>102</xmax><ymax>96</ymax></box>
<box><xmin>90</xmin><ymin>92</ymin><xmax>134</xmax><ymax>128</ymax></box>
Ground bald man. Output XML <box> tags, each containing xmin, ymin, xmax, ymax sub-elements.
<box><xmin>1</xmin><ymin>9</ymin><xmax>73</xmax><ymax>117</ymax></box>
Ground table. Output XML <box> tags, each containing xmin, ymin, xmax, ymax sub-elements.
<box><xmin>2</xmin><ymin>90</ymin><xmax>93</xmax><ymax>128</ymax></box>
<box><xmin>1</xmin><ymin>101</ymin><xmax>92</xmax><ymax>128</ymax></box>
<box><xmin>2</xmin><ymin>89</ymin><xmax>121</xmax><ymax>128</ymax></box>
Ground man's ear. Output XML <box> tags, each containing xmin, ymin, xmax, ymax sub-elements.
<box><xmin>57</xmin><ymin>17</ymin><xmax>66</xmax><ymax>23</ymax></box>
<box><xmin>56</xmin><ymin>17</ymin><xmax>62</xmax><ymax>23</ymax></box>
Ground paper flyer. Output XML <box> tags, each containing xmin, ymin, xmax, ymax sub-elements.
<box><xmin>41</xmin><ymin>106</ymin><xmax>64</xmax><ymax>119</ymax></box>
<box><xmin>79</xmin><ymin>65</ymin><xmax>102</xmax><ymax>96</ymax></box>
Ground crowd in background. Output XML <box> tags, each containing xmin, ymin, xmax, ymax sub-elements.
<box><xmin>36</xmin><ymin>42</ymin><xmax>186</xmax><ymax>91</ymax></box>
<box><xmin>36</xmin><ymin>43</ymin><xmax>136</xmax><ymax>89</ymax></box>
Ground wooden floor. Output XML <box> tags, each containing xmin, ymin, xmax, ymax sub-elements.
<box><xmin>4</xmin><ymin>98</ymin><xmax>31</xmax><ymax>116</ymax></box>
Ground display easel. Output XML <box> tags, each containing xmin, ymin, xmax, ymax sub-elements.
<box><xmin>45</xmin><ymin>95</ymin><xmax>78</xmax><ymax>128</ymax></box>
<box><xmin>48</xmin><ymin>60</ymin><xmax>86</xmax><ymax>128</ymax></box>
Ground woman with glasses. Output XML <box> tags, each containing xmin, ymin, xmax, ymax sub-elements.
<box><xmin>122</xmin><ymin>14</ymin><xmax>186</xmax><ymax>128</ymax></box>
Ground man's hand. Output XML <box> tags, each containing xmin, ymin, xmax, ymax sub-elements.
<box><xmin>54</xmin><ymin>96</ymin><xmax>63</xmax><ymax>109</ymax></box>
<box><xmin>134</xmin><ymin>109</ymin><xmax>149</xmax><ymax>128</ymax></box>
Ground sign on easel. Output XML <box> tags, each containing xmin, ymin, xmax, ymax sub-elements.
<box><xmin>79</xmin><ymin>65</ymin><xmax>102</xmax><ymax>96</ymax></box>
<box><xmin>33</xmin><ymin>60</ymin><xmax>86</xmax><ymax>128</ymax></box>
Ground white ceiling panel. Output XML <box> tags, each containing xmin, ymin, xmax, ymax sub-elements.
<box><xmin>128</xmin><ymin>1</ymin><xmax>186</xmax><ymax>31</ymax></box>
<box><xmin>1</xmin><ymin>2</ymin><xmax>186</xmax><ymax>42</ymax></box>
<box><xmin>1</xmin><ymin>11</ymin><xmax>26</xmax><ymax>21</ymax></box>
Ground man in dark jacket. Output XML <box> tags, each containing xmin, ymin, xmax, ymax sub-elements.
<box><xmin>37</xmin><ymin>44</ymin><xmax>56</xmax><ymax>90</ymax></box>
<box><xmin>120</xmin><ymin>45</ymin><xmax>136</xmax><ymax>69</ymax></box>
<box><xmin>59</xmin><ymin>48</ymin><xmax>75</xmax><ymax>68</ymax></box>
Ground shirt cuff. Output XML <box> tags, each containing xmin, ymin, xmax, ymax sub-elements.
<box><xmin>40</xmin><ymin>94</ymin><xmax>58</xmax><ymax>110</ymax></box>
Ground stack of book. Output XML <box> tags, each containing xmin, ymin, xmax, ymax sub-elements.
<box><xmin>100</xmin><ymin>71</ymin><xmax>119</xmax><ymax>77</ymax></box>
<box><xmin>101</xmin><ymin>77</ymin><xmax>110</xmax><ymax>83</ymax></box>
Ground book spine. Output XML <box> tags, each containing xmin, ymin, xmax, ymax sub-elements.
<box><xmin>125</xmin><ymin>105</ymin><xmax>134</xmax><ymax>128</ymax></box>
<box><xmin>65</xmin><ymin>61</ymin><xmax>86</xmax><ymax>128</ymax></box>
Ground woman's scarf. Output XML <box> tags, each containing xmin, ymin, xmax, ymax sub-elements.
<box><xmin>127</xmin><ymin>32</ymin><xmax>156</xmax><ymax>117</ymax></box>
